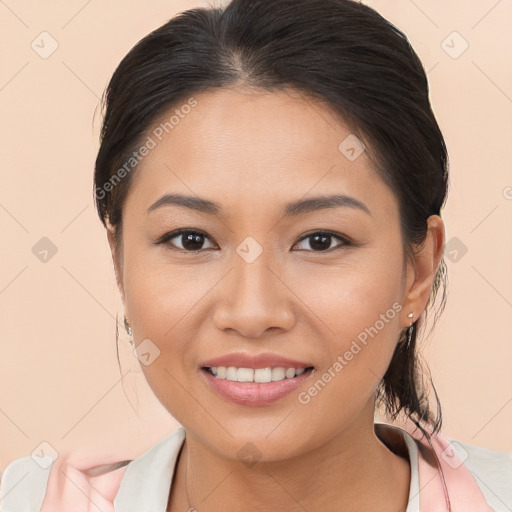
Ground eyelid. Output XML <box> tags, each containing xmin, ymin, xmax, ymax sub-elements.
<box><xmin>296</xmin><ymin>230</ymin><xmax>350</xmax><ymax>243</ymax></box>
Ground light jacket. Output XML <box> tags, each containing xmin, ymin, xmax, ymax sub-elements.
<box><xmin>1</xmin><ymin>422</ymin><xmax>510</xmax><ymax>511</ymax></box>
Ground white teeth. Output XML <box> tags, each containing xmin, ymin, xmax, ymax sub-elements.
<box><xmin>271</xmin><ymin>367</ymin><xmax>286</xmax><ymax>381</ymax></box>
<box><xmin>237</xmin><ymin>368</ymin><xmax>254</xmax><ymax>382</ymax></box>
<box><xmin>207</xmin><ymin>366</ymin><xmax>309</xmax><ymax>382</ymax></box>
<box><xmin>254</xmin><ymin>368</ymin><xmax>272</xmax><ymax>383</ymax></box>
<box><xmin>226</xmin><ymin>367</ymin><xmax>238</xmax><ymax>380</ymax></box>
<box><xmin>285</xmin><ymin>368</ymin><xmax>296</xmax><ymax>379</ymax></box>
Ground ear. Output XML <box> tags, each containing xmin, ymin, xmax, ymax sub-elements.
<box><xmin>402</xmin><ymin>215</ymin><xmax>445</xmax><ymax>327</ymax></box>
<box><xmin>107</xmin><ymin>226</ymin><xmax>126</xmax><ymax>304</ymax></box>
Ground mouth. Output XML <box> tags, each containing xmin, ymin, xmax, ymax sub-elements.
<box><xmin>199</xmin><ymin>365</ymin><xmax>316</xmax><ymax>407</ymax></box>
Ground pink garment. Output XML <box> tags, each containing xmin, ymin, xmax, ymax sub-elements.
<box><xmin>39</xmin><ymin>424</ymin><xmax>493</xmax><ymax>511</ymax></box>
<box><xmin>406</xmin><ymin>424</ymin><xmax>494</xmax><ymax>511</ymax></box>
<box><xmin>40</xmin><ymin>458</ymin><xmax>129</xmax><ymax>512</ymax></box>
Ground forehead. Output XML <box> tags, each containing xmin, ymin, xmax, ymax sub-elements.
<box><xmin>125</xmin><ymin>87</ymin><xmax>397</xmax><ymax>220</ymax></box>
<box><xmin>150</xmin><ymin>87</ymin><xmax>348</xmax><ymax>167</ymax></box>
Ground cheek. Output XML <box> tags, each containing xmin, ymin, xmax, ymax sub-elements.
<box><xmin>122</xmin><ymin>229</ymin><xmax>195</xmax><ymax>333</ymax></box>
<box><xmin>126</xmin><ymin>266</ymin><xmax>217</xmax><ymax>334</ymax></box>
<box><xmin>295</xmin><ymin>243</ymin><xmax>404</xmax><ymax>340</ymax></box>
<box><xmin>121</xmin><ymin>238</ymin><xmax>218</xmax><ymax>385</ymax></box>
<box><xmin>121</xmin><ymin>254</ymin><xmax>210</xmax><ymax>423</ymax></box>
<box><xmin>292</xmin><ymin>289</ymin><xmax>403</xmax><ymax>435</ymax></box>
<box><xmin>292</xmin><ymin>247</ymin><xmax>404</xmax><ymax>398</ymax></box>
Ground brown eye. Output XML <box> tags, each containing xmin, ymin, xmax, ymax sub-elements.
<box><xmin>157</xmin><ymin>229</ymin><xmax>216</xmax><ymax>252</ymax></box>
<box><xmin>155</xmin><ymin>229</ymin><xmax>351</xmax><ymax>253</ymax></box>
<box><xmin>294</xmin><ymin>231</ymin><xmax>351</xmax><ymax>252</ymax></box>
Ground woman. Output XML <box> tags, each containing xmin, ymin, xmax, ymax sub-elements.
<box><xmin>1</xmin><ymin>0</ymin><xmax>510</xmax><ymax>510</ymax></box>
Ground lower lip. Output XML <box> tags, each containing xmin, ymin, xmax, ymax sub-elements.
<box><xmin>200</xmin><ymin>367</ymin><xmax>314</xmax><ymax>407</ymax></box>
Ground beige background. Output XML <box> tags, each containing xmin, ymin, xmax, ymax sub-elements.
<box><xmin>1</xmin><ymin>0</ymin><xmax>511</xmax><ymax>470</ymax></box>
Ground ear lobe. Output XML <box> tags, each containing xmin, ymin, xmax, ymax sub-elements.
<box><xmin>403</xmin><ymin>215</ymin><xmax>445</xmax><ymax>325</ymax></box>
<box><xmin>106</xmin><ymin>227</ymin><xmax>125</xmax><ymax>303</ymax></box>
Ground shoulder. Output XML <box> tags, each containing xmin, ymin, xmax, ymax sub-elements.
<box><xmin>450</xmin><ymin>437</ymin><xmax>512</xmax><ymax>510</ymax></box>
<box><xmin>113</xmin><ymin>426</ymin><xmax>186</xmax><ymax>509</ymax></box>
<box><xmin>384</xmin><ymin>422</ymin><xmax>512</xmax><ymax>511</ymax></box>
<box><xmin>0</xmin><ymin>453</ymin><xmax>54</xmax><ymax>511</ymax></box>
<box><xmin>0</xmin><ymin>428</ymin><xmax>186</xmax><ymax>512</ymax></box>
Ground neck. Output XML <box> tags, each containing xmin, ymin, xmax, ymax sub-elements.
<box><xmin>167</xmin><ymin>404</ymin><xmax>411</xmax><ymax>512</ymax></box>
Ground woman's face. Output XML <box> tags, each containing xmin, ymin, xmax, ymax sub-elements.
<box><xmin>111</xmin><ymin>87</ymin><xmax>431</xmax><ymax>461</ymax></box>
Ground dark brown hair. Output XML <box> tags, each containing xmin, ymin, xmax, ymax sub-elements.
<box><xmin>95</xmin><ymin>0</ymin><xmax>449</xmax><ymax>437</ymax></box>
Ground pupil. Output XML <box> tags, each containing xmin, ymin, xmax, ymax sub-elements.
<box><xmin>310</xmin><ymin>234</ymin><xmax>330</xmax><ymax>251</ymax></box>
<box><xmin>183</xmin><ymin>232</ymin><xmax>203</xmax><ymax>251</ymax></box>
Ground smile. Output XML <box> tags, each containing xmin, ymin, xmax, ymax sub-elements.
<box><xmin>200</xmin><ymin>366</ymin><xmax>315</xmax><ymax>407</ymax></box>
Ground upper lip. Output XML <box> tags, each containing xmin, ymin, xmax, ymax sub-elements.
<box><xmin>201</xmin><ymin>352</ymin><xmax>314</xmax><ymax>369</ymax></box>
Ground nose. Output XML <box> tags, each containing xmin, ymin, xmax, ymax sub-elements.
<box><xmin>212</xmin><ymin>252</ymin><xmax>296</xmax><ymax>339</ymax></box>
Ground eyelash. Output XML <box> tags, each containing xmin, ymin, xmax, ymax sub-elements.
<box><xmin>154</xmin><ymin>229</ymin><xmax>353</xmax><ymax>254</ymax></box>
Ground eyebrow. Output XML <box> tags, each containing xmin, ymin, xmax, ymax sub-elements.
<box><xmin>146</xmin><ymin>193</ymin><xmax>371</xmax><ymax>217</ymax></box>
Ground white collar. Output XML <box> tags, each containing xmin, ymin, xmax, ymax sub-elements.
<box><xmin>114</xmin><ymin>426</ymin><xmax>186</xmax><ymax>511</ymax></box>
<box><xmin>112</xmin><ymin>425</ymin><xmax>420</xmax><ymax>511</ymax></box>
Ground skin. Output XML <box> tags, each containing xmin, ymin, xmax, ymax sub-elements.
<box><xmin>107</xmin><ymin>87</ymin><xmax>445</xmax><ymax>512</ymax></box>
